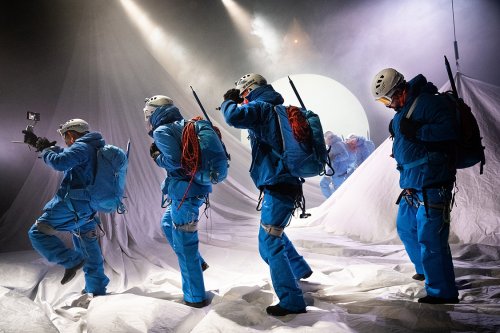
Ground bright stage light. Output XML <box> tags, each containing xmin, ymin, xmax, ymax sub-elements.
<box><xmin>221</xmin><ymin>0</ymin><xmax>253</xmax><ymax>36</ymax></box>
<box><xmin>251</xmin><ymin>15</ymin><xmax>280</xmax><ymax>58</ymax></box>
<box><xmin>120</xmin><ymin>0</ymin><xmax>211</xmax><ymax>89</ymax></box>
<box><xmin>240</xmin><ymin>74</ymin><xmax>369</xmax><ymax>144</ymax></box>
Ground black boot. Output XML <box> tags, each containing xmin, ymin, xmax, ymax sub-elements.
<box><xmin>418</xmin><ymin>295</ymin><xmax>459</xmax><ymax>304</ymax></box>
<box><xmin>266</xmin><ymin>304</ymin><xmax>306</xmax><ymax>316</ymax></box>
<box><xmin>185</xmin><ymin>299</ymin><xmax>207</xmax><ymax>308</ymax></box>
<box><xmin>201</xmin><ymin>262</ymin><xmax>209</xmax><ymax>271</ymax></box>
<box><xmin>300</xmin><ymin>270</ymin><xmax>313</xmax><ymax>280</ymax></box>
<box><xmin>61</xmin><ymin>260</ymin><xmax>85</xmax><ymax>285</ymax></box>
<box><xmin>412</xmin><ymin>273</ymin><xmax>425</xmax><ymax>281</ymax></box>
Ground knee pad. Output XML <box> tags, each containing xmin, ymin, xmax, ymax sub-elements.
<box><xmin>79</xmin><ymin>229</ymin><xmax>98</xmax><ymax>240</ymax></box>
<box><xmin>174</xmin><ymin>221</ymin><xmax>198</xmax><ymax>233</ymax></box>
<box><xmin>260</xmin><ymin>223</ymin><xmax>284</xmax><ymax>238</ymax></box>
<box><xmin>34</xmin><ymin>221</ymin><xmax>58</xmax><ymax>236</ymax></box>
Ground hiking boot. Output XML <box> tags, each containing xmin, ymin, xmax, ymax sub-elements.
<box><xmin>412</xmin><ymin>273</ymin><xmax>425</xmax><ymax>281</ymax></box>
<box><xmin>185</xmin><ymin>299</ymin><xmax>207</xmax><ymax>308</ymax></box>
<box><xmin>266</xmin><ymin>304</ymin><xmax>306</xmax><ymax>316</ymax></box>
<box><xmin>300</xmin><ymin>270</ymin><xmax>313</xmax><ymax>280</ymax></box>
<box><xmin>61</xmin><ymin>260</ymin><xmax>85</xmax><ymax>285</ymax></box>
<box><xmin>418</xmin><ymin>295</ymin><xmax>459</xmax><ymax>304</ymax></box>
<box><xmin>201</xmin><ymin>262</ymin><xmax>209</xmax><ymax>271</ymax></box>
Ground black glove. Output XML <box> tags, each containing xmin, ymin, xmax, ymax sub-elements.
<box><xmin>22</xmin><ymin>129</ymin><xmax>39</xmax><ymax>148</ymax></box>
<box><xmin>223</xmin><ymin>88</ymin><xmax>244</xmax><ymax>104</ymax></box>
<box><xmin>150</xmin><ymin>142</ymin><xmax>160</xmax><ymax>159</ymax></box>
<box><xmin>399</xmin><ymin>118</ymin><xmax>423</xmax><ymax>139</ymax></box>
<box><xmin>35</xmin><ymin>137</ymin><xmax>56</xmax><ymax>152</ymax></box>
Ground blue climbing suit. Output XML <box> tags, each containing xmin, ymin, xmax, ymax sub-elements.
<box><xmin>28</xmin><ymin>132</ymin><xmax>109</xmax><ymax>295</ymax></box>
<box><xmin>150</xmin><ymin>104</ymin><xmax>211</xmax><ymax>303</ymax></box>
<box><xmin>391</xmin><ymin>74</ymin><xmax>459</xmax><ymax>299</ymax></box>
<box><xmin>320</xmin><ymin>133</ymin><xmax>351</xmax><ymax>198</ymax></box>
<box><xmin>220</xmin><ymin>84</ymin><xmax>311</xmax><ymax>312</ymax></box>
<box><xmin>348</xmin><ymin>136</ymin><xmax>375</xmax><ymax>169</ymax></box>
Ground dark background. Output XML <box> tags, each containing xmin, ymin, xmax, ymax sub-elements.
<box><xmin>1</xmin><ymin>0</ymin><xmax>499</xmax><ymax>220</ymax></box>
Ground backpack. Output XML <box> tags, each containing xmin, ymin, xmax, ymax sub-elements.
<box><xmin>443</xmin><ymin>92</ymin><xmax>486</xmax><ymax>173</ymax></box>
<box><xmin>181</xmin><ymin>117</ymin><xmax>229</xmax><ymax>186</ymax></box>
<box><xmin>406</xmin><ymin>92</ymin><xmax>486</xmax><ymax>174</ymax></box>
<box><xmin>88</xmin><ymin>145</ymin><xmax>128</xmax><ymax>213</ymax></box>
<box><xmin>273</xmin><ymin>105</ymin><xmax>328</xmax><ymax>178</ymax></box>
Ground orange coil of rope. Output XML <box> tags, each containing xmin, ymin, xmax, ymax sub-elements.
<box><xmin>286</xmin><ymin>106</ymin><xmax>311</xmax><ymax>143</ymax></box>
<box><xmin>181</xmin><ymin>116</ymin><xmax>203</xmax><ymax>176</ymax></box>
<box><xmin>177</xmin><ymin>116</ymin><xmax>203</xmax><ymax>209</ymax></box>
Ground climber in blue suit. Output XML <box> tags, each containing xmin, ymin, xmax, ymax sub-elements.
<box><xmin>345</xmin><ymin>134</ymin><xmax>375</xmax><ymax>173</ymax></box>
<box><xmin>23</xmin><ymin>118</ymin><xmax>109</xmax><ymax>296</ymax></box>
<box><xmin>320</xmin><ymin>131</ymin><xmax>351</xmax><ymax>198</ymax></box>
<box><xmin>371</xmin><ymin>68</ymin><xmax>459</xmax><ymax>304</ymax></box>
<box><xmin>220</xmin><ymin>73</ymin><xmax>312</xmax><ymax>316</ymax></box>
<box><xmin>144</xmin><ymin>95</ymin><xmax>211</xmax><ymax>308</ymax></box>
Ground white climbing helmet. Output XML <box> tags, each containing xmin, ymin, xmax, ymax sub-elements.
<box><xmin>371</xmin><ymin>68</ymin><xmax>405</xmax><ymax>105</ymax></box>
<box><xmin>57</xmin><ymin>119</ymin><xmax>90</xmax><ymax>136</ymax></box>
<box><xmin>235</xmin><ymin>73</ymin><xmax>267</xmax><ymax>96</ymax></box>
<box><xmin>143</xmin><ymin>95</ymin><xmax>173</xmax><ymax>121</ymax></box>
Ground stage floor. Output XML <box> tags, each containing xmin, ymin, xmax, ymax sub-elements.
<box><xmin>1</xmin><ymin>220</ymin><xmax>499</xmax><ymax>333</ymax></box>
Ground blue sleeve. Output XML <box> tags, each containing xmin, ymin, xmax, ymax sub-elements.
<box><xmin>331</xmin><ymin>142</ymin><xmax>350</xmax><ymax>163</ymax></box>
<box><xmin>42</xmin><ymin>143</ymin><xmax>89</xmax><ymax>172</ymax></box>
<box><xmin>415</xmin><ymin>95</ymin><xmax>458</xmax><ymax>142</ymax></box>
<box><xmin>220</xmin><ymin>100</ymin><xmax>264</xmax><ymax>130</ymax></box>
<box><xmin>358</xmin><ymin>141</ymin><xmax>375</xmax><ymax>162</ymax></box>
<box><xmin>331</xmin><ymin>142</ymin><xmax>350</xmax><ymax>173</ymax></box>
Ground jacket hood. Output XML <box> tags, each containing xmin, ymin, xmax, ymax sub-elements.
<box><xmin>150</xmin><ymin>104</ymin><xmax>183</xmax><ymax>132</ymax></box>
<box><xmin>407</xmin><ymin>74</ymin><xmax>438</xmax><ymax>97</ymax></box>
<box><xmin>75</xmin><ymin>132</ymin><xmax>105</xmax><ymax>148</ymax></box>
<box><xmin>246</xmin><ymin>84</ymin><xmax>284</xmax><ymax>105</ymax></box>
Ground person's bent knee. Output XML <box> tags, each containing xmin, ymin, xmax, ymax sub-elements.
<box><xmin>30</xmin><ymin>221</ymin><xmax>58</xmax><ymax>237</ymax></box>
<box><xmin>260</xmin><ymin>223</ymin><xmax>284</xmax><ymax>238</ymax></box>
<box><xmin>79</xmin><ymin>228</ymin><xmax>98</xmax><ymax>241</ymax></box>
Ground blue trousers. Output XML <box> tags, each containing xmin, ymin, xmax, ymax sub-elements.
<box><xmin>161</xmin><ymin>196</ymin><xmax>206</xmax><ymax>303</ymax></box>
<box><xmin>320</xmin><ymin>175</ymin><xmax>347</xmax><ymax>198</ymax></box>
<box><xmin>28</xmin><ymin>196</ymin><xmax>109</xmax><ymax>295</ymax></box>
<box><xmin>319</xmin><ymin>176</ymin><xmax>333</xmax><ymax>198</ymax></box>
<box><xmin>259</xmin><ymin>188</ymin><xmax>311</xmax><ymax>312</ymax></box>
<box><xmin>397</xmin><ymin>187</ymin><xmax>458</xmax><ymax>299</ymax></box>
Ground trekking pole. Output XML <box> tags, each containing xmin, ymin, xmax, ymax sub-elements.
<box><xmin>444</xmin><ymin>55</ymin><xmax>459</xmax><ymax>99</ymax></box>
<box><xmin>190</xmin><ymin>86</ymin><xmax>212</xmax><ymax>124</ymax></box>
<box><xmin>288</xmin><ymin>76</ymin><xmax>307</xmax><ymax>110</ymax></box>
<box><xmin>190</xmin><ymin>86</ymin><xmax>231</xmax><ymax>162</ymax></box>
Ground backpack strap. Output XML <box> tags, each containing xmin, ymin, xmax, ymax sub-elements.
<box><xmin>405</xmin><ymin>96</ymin><xmax>420</xmax><ymax>119</ymax></box>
